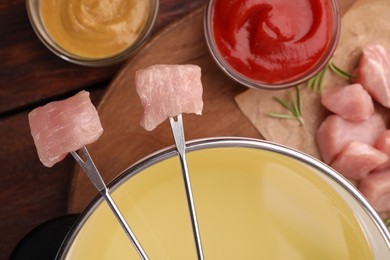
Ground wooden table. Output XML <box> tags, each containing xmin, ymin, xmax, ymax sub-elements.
<box><xmin>1</xmin><ymin>1</ymin><xmax>374</xmax><ymax>259</ymax></box>
<box><xmin>0</xmin><ymin>1</ymin><xmax>208</xmax><ymax>258</ymax></box>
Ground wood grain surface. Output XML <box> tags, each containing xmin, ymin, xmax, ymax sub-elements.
<box><xmin>0</xmin><ymin>0</ymin><xmax>205</xmax><ymax>116</ymax></box>
<box><xmin>0</xmin><ymin>1</ymin><xmax>119</xmax><ymax>115</ymax></box>
<box><xmin>0</xmin><ymin>1</ymin><xmax>206</xmax><ymax>259</ymax></box>
<box><xmin>68</xmin><ymin>7</ymin><xmax>261</xmax><ymax>213</ymax></box>
<box><xmin>1</xmin><ymin>1</ymin><xmax>364</xmax><ymax>258</ymax></box>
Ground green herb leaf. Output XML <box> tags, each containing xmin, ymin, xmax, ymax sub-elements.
<box><xmin>267</xmin><ymin>87</ymin><xmax>304</xmax><ymax>125</ymax></box>
<box><xmin>307</xmin><ymin>65</ymin><xmax>327</xmax><ymax>92</ymax></box>
<box><xmin>329</xmin><ymin>61</ymin><xmax>358</xmax><ymax>80</ymax></box>
<box><xmin>306</xmin><ymin>60</ymin><xmax>358</xmax><ymax>92</ymax></box>
<box><xmin>273</xmin><ymin>97</ymin><xmax>292</xmax><ymax>111</ymax></box>
<box><xmin>267</xmin><ymin>113</ymin><xmax>297</xmax><ymax>120</ymax></box>
<box><xmin>297</xmin><ymin>85</ymin><xmax>302</xmax><ymax>114</ymax></box>
<box><xmin>291</xmin><ymin>89</ymin><xmax>300</xmax><ymax>117</ymax></box>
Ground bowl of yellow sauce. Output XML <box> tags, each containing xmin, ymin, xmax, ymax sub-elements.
<box><xmin>26</xmin><ymin>0</ymin><xmax>158</xmax><ymax>66</ymax></box>
<box><xmin>57</xmin><ymin>138</ymin><xmax>390</xmax><ymax>259</ymax></box>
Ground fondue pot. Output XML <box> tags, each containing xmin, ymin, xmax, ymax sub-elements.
<box><xmin>57</xmin><ymin>138</ymin><xmax>390</xmax><ymax>259</ymax></box>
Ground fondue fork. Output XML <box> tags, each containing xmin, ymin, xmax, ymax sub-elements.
<box><xmin>169</xmin><ymin>114</ymin><xmax>204</xmax><ymax>260</ymax></box>
<box><xmin>71</xmin><ymin>146</ymin><xmax>149</xmax><ymax>260</ymax></box>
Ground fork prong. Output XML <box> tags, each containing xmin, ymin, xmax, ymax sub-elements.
<box><xmin>71</xmin><ymin>147</ymin><xmax>106</xmax><ymax>192</ymax></box>
<box><xmin>169</xmin><ymin>115</ymin><xmax>186</xmax><ymax>152</ymax></box>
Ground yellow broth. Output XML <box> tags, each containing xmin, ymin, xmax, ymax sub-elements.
<box><xmin>65</xmin><ymin>147</ymin><xmax>374</xmax><ymax>259</ymax></box>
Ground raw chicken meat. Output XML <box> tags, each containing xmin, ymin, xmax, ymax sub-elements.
<box><xmin>330</xmin><ymin>141</ymin><xmax>388</xmax><ymax>180</ymax></box>
<box><xmin>28</xmin><ymin>90</ymin><xmax>103</xmax><ymax>167</ymax></box>
<box><xmin>321</xmin><ymin>83</ymin><xmax>374</xmax><ymax>121</ymax></box>
<box><xmin>135</xmin><ymin>64</ymin><xmax>203</xmax><ymax>131</ymax></box>
<box><xmin>316</xmin><ymin>113</ymin><xmax>386</xmax><ymax>164</ymax></box>
<box><xmin>354</xmin><ymin>44</ymin><xmax>390</xmax><ymax>108</ymax></box>
<box><xmin>374</xmin><ymin>129</ymin><xmax>390</xmax><ymax>170</ymax></box>
<box><xmin>358</xmin><ymin>169</ymin><xmax>390</xmax><ymax>212</ymax></box>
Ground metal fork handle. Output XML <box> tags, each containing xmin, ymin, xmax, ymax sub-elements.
<box><xmin>169</xmin><ymin>115</ymin><xmax>204</xmax><ymax>260</ymax></box>
<box><xmin>71</xmin><ymin>147</ymin><xmax>149</xmax><ymax>260</ymax></box>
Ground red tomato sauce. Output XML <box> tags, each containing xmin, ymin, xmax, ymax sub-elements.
<box><xmin>212</xmin><ymin>0</ymin><xmax>334</xmax><ymax>84</ymax></box>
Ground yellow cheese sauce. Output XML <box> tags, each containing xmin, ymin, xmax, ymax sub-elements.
<box><xmin>64</xmin><ymin>147</ymin><xmax>376</xmax><ymax>259</ymax></box>
<box><xmin>40</xmin><ymin>0</ymin><xmax>149</xmax><ymax>59</ymax></box>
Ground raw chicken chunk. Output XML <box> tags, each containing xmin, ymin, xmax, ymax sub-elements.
<box><xmin>358</xmin><ymin>169</ymin><xmax>390</xmax><ymax>212</ymax></box>
<box><xmin>374</xmin><ymin>130</ymin><xmax>390</xmax><ymax>170</ymax></box>
<box><xmin>316</xmin><ymin>113</ymin><xmax>386</xmax><ymax>164</ymax></box>
<box><xmin>28</xmin><ymin>90</ymin><xmax>103</xmax><ymax>167</ymax></box>
<box><xmin>330</xmin><ymin>141</ymin><xmax>388</xmax><ymax>180</ymax></box>
<box><xmin>354</xmin><ymin>44</ymin><xmax>390</xmax><ymax>108</ymax></box>
<box><xmin>321</xmin><ymin>83</ymin><xmax>374</xmax><ymax>121</ymax></box>
<box><xmin>135</xmin><ymin>64</ymin><xmax>203</xmax><ymax>131</ymax></box>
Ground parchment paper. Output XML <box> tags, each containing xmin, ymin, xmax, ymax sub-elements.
<box><xmin>236</xmin><ymin>0</ymin><xmax>390</xmax><ymax>161</ymax></box>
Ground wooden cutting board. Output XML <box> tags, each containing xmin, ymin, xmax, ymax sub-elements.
<box><xmin>67</xmin><ymin>7</ymin><xmax>261</xmax><ymax>213</ymax></box>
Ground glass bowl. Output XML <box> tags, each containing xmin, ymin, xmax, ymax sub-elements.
<box><xmin>204</xmin><ymin>0</ymin><xmax>340</xmax><ymax>90</ymax></box>
<box><xmin>57</xmin><ymin>138</ymin><xmax>390</xmax><ymax>259</ymax></box>
<box><xmin>26</xmin><ymin>0</ymin><xmax>159</xmax><ymax>67</ymax></box>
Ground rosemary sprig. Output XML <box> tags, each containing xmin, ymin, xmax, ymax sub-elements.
<box><xmin>307</xmin><ymin>65</ymin><xmax>328</xmax><ymax>92</ymax></box>
<box><xmin>328</xmin><ymin>61</ymin><xmax>358</xmax><ymax>80</ymax></box>
<box><xmin>306</xmin><ymin>61</ymin><xmax>358</xmax><ymax>92</ymax></box>
<box><xmin>267</xmin><ymin>87</ymin><xmax>305</xmax><ymax>125</ymax></box>
<box><xmin>267</xmin><ymin>61</ymin><xmax>357</xmax><ymax>124</ymax></box>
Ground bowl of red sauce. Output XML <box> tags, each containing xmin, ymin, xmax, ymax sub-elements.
<box><xmin>204</xmin><ymin>0</ymin><xmax>340</xmax><ymax>90</ymax></box>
